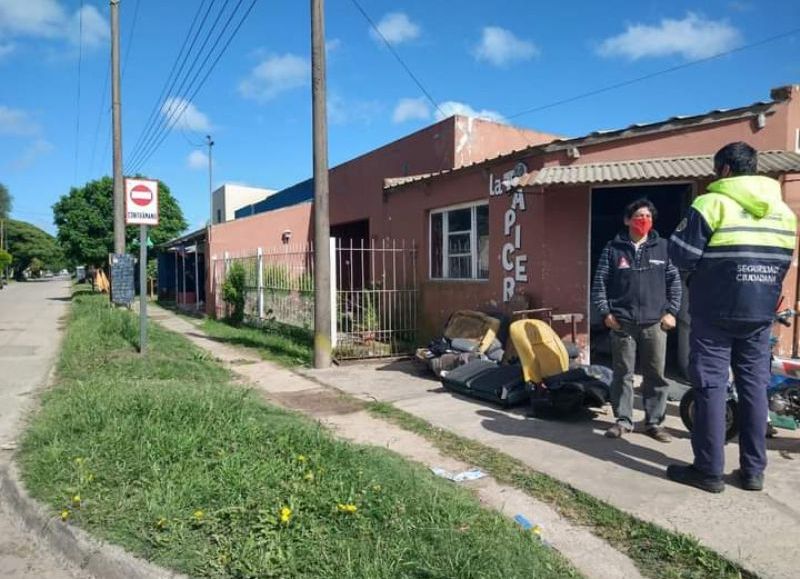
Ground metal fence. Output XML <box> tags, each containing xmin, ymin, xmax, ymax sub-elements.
<box><xmin>211</xmin><ymin>238</ymin><xmax>418</xmax><ymax>360</ymax></box>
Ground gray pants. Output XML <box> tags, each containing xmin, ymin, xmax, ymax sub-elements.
<box><xmin>610</xmin><ymin>321</ymin><xmax>669</xmax><ymax>429</ymax></box>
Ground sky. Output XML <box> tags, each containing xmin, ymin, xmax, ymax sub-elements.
<box><xmin>1</xmin><ymin>0</ymin><xmax>799</xmax><ymax>235</ymax></box>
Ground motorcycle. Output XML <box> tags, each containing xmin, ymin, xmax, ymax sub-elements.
<box><xmin>679</xmin><ymin>309</ymin><xmax>800</xmax><ymax>440</ymax></box>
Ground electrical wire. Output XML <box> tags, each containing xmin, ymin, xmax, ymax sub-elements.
<box><xmin>348</xmin><ymin>0</ymin><xmax>445</xmax><ymax>120</ymax></box>
<box><xmin>507</xmin><ymin>26</ymin><xmax>800</xmax><ymax>120</ymax></box>
<box><xmin>125</xmin><ymin>0</ymin><xmax>215</xmax><ymax>172</ymax></box>
<box><xmin>122</xmin><ymin>0</ymin><xmax>141</xmax><ymax>76</ymax></box>
<box><xmin>127</xmin><ymin>0</ymin><xmax>236</xmax><ymax>172</ymax></box>
<box><xmin>130</xmin><ymin>0</ymin><xmax>258</xmax><ymax>173</ymax></box>
<box><xmin>73</xmin><ymin>1</ymin><xmax>84</xmax><ymax>184</ymax></box>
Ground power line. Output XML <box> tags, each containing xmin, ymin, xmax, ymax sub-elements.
<box><xmin>130</xmin><ymin>0</ymin><xmax>258</xmax><ymax>173</ymax></box>
<box><xmin>73</xmin><ymin>1</ymin><xmax>84</xmax><ymax>184</ymax></box>
<box><xmin>89</xmin><ymin>57</ymin><xmax>110</xmax><ymax>179</ymax></box>
<box><xmin>125</xmin><ymin>0</ymin><xmax>215</xmax><ymax>172</ymax></box>
<box><xmin>348</xmin><ymin>0</ymin><xmax>445</xmax><ymax>120</ymax></box>
<box><xmin>507</xmin><ymin>26</ymin><xmax>800</xmax><ymax>120</ymax></box>
<box><xmin>129</xmin><ymin>0</ymin><xmax>245</xmax><ymax>172</ymax></box>
<box><xmin>122</xmin><ymin>0</ymin><xmax>141</xmax><ymax>76</ymax></box>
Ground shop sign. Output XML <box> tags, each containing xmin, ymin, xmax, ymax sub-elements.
<box><xmin>489</xmin><ymin>162</ymin><xmax>528</xmax><ymax>302</ymax></box>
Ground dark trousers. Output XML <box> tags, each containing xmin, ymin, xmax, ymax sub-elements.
<box><xmin>609</xmin><ymin>322</ymin><xmax>669</xmax><ymax>429</ymax></box>
<box><xmin>689</xmin><ymin>317</ymin><xmax>771</xmax><ymax>478</ymax></box>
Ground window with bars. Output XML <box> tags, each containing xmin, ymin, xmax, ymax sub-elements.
<box><xmin>429</xmin><ymin>202</ymin><xmax>489</xmax><ymax>280</ymax></box>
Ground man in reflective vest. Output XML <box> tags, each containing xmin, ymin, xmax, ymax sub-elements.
<box><xmin>668</xmin><ymin>142</ymin><xmax>797</xmax><ymax>493</ymax></box>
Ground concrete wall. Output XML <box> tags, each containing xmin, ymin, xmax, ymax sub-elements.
<box><xmin>212</xmin><ymin>184</ymin><xmax>276</xmax><ymax>224</ymax></box>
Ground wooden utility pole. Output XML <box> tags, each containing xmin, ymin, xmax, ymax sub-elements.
<box><xmin>311</xmin><ymin>0</ymin><xmax>331</xmax><ymax>368</ymax></box>
<box><xmin>111</xmin><ymin>0</ymin><xmax>125</xmax><ymax>254</ymax></box>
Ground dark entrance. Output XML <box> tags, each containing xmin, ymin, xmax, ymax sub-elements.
<box><xmin>589</xmin><ymin>183</ymin><xmax>693</xmax><ymax>374</ymax></box>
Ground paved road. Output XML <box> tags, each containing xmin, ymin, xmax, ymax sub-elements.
<box><xmin>0</xmin><ymin>279</ymin><xmax>89</xmax><ymax>579</ymax></box>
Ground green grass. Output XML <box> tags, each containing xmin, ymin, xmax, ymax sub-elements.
<box><xmin>366</xmin><ymin>403</ymin><xmax>754</xmax><ymax>579</ymax></box>
<box><xmin>18</xmin><ymin>293</ymin><xmax>575</xmax><ymax>579</ymax></box>
<box><xmin>199</xmin><ymin>316</ymin><xmax>313</xmax><ymax>368</ymax></box>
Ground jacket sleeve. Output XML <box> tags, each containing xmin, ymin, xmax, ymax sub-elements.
<box><xmin>591</xmin><ymin>244</ymin><xmax>612</xmax><ymax>317</ymax></box>
<box><xmin>664</xmin><ymin>260</ymin><xmax>682</xmax><ymax>316</ymax></box>
<box><xmin>669</xmin><ymin>206</ymin><xmax>714</xmax><ymax>273</ymax></box>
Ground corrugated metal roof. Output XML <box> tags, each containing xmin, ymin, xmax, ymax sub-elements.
<box><xmin>526</xmin><ymin>151</ymin><xmax>800</xmax><ymax>186</ymax></box>
<box><xmin>383</xmin><ymin>97</ymin><xmax>784</xmax><ymax>191</ymax></box>
<box><xmin>234</xmin><ymin>178</ymin><xmax>314</xmax><ymax>219</ymax></box>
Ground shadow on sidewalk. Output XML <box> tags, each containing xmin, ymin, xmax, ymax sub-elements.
<box><xmin>476</xmin><ymin>408</ymin><xmax>676</xmax><ymax>479</ymax></box>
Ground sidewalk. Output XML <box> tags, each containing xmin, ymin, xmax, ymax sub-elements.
<box><xmin>150</xmin><ymin>305</ymin><xmax>642</xmax><ymax>579</ymax></box>
<box><xmin>305</xmin><ymin>359</ymin><xmax>800</xmax><ymax>579</ymax></box>
<box><xmin>151</xmin><ymin>305</ymin><xmax>800</xmax><ymax>579</ymax></box>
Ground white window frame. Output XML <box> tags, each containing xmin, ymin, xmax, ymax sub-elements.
<box><xmin>429</xmin><ymin>201</ymin><xmax>489</xmax><ymax>281</ymax></box>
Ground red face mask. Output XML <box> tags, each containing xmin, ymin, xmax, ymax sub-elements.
<box><xmin>630</xmin><ymin>215</ymin><xmax>652</xmax><ymax>238</ymax></box>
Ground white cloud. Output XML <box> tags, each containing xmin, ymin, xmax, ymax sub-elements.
<box><xmin>0</xmin><ymin>105</ymin><xmax>40</xmax><ymax>135</ymax></box>
<box><xmin>0</xmin><ymin>0</ymin><xmax>108</xmax><ymax>50</ymax></box>
<box><xmin>161</xmin><ymin>97</ymin><xmax>211</xmax><ymax>132</ymax></box>
<box><xmin>9</xmin><ymin>138</ymin><xmax>53</xmax><ymax>171</ymax></box>
<box><xmin>326</xmin><ymin>38</ymin><xmax>342</xmax><ymax>53</ymax></box>
<box><xmin>187</xmin><ymin>150</ymin><xmax>208</xmax><ymax>170</ymax></box>
<box><xmin>598</xmin><ymin>13</ymin><xmax>740</xmax><ymax>60</ymax></box>
<box><xmin>239</xmin><ymin>53</ymin><xmax>309</xmax><ymax>101</ymax></box>
<box><xmin>474</xmin><ymin>27</ymin><xmax>539</xmax><ymax>67</ymax></box>
<box><xmin>370</xmin><ymin>12</ymin><xmax>420</xmax><ymax>45</ymax></box>
<box><xmin>69</xmin><ymin>4</ymin><xmax>109</xmax><ymax>48</ymax></box>
<box><xmin>327</xmin><ymin>93</ymin><xmax>382</xmax><ymax>125</ymax></box>
<box><xmin>435</xmin><ymin>101</ymin><xmax>506</xmax><ymax>123</ymax></box>
<box><xmin>393</xmin><ymin>97</ymin><xmax>430</xmax><ymax>123</ymax></box>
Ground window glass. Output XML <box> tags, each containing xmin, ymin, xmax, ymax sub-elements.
<box><xmin>430</xmin><ymin>212</ymin><xmax>443</xmax><ymax>278</ymax></box>
<box><xmin>477</xmin><ymin>205</ymin><xmax>489</xmax><ymax>279</ymax></box>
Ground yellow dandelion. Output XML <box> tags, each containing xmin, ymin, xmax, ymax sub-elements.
<box><xmin>304</xmin><ymin>472</ymin><xmax>315</xmax><ymax>482</ymax></box>
<box><xmin>74</xmin><ymin>457</ymin><xmax>84</xmax><ymax>465</ymax></box>
<box><xmin>296</xmin><ymin>455</ymin><xmax>307</xmax><ymax>463</ymax></box>
<box><xmin>72</xmin><ymin>494</ymin><xmax>81</xmax><ymax>507</ymax></box>
<box><xmin>337</xmin><ymin>503</ymin><xmax>358</xmax><ymax>514</ymax></box>
<box><xmin>280</xmin><ymin>506</ymin><xmax>293</xmax><ymax>524</ymax></box>
<box><xmin>193</xmin><ymin>510</ymin><xmax>205</xmax><ymax>521</ymax></box>
<box><xmin>532</xmin><ymin>525</ymin><xmax>542</xmax><ymax>536</ymax></box>
<box><xmin>60</xmin><ymin>509</ymin><xmax>70</xmax><ymax>521</ymax></box>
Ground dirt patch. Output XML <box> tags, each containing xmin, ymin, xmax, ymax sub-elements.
<box><xmin>265</xmin><ymin>388</ymin><xmax>364</xmax><ymax>416</ymax></box>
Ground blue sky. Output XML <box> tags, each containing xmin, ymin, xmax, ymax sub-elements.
<box><xmin>1</xmin><ymin>0</ymin><xmax>798</xmax><ymax>235</ymax></box>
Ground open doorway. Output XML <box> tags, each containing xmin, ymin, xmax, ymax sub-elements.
<box><xmin>589</xmin><ymin>183</ymin><xmax>693</xmax><ymax>375</ymax></box>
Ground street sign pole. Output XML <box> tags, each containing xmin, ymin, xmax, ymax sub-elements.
<box><xmin>139</xmin><ymin>224</ymin><xmax>147</xmax><ymax>354</ymax></box>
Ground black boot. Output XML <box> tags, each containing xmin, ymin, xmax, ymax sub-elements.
<box><xmin>666</xmin><ymin>464</ymin><xmax>724</xmax><ymax>493</ymax></box>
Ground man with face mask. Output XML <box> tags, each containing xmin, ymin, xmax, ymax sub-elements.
<box><xmin>592</xmin><ymin>199</ymin><xmax>682</xmax><ymax>442</ymax></box>
<box><xmin>667</xmin><ymin>142</ymin><xmax>797</xmax><ymax>493</ymax></box>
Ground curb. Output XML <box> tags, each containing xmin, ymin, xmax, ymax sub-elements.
<box><xmin>0</xmin><ymin>462</ymin><xmax>188</xmax><ymax>579</ymax></box>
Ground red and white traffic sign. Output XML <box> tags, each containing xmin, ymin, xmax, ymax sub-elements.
<box><xmin>124</xmin><ymin>178</ymin><xmax>159</xmax><ymax>226</ymax></box>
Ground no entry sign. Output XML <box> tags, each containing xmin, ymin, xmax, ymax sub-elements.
<box><xmin>125</xmin><ymin>178</ymin><xmax>159</xmax><ymax>225</ymax></box>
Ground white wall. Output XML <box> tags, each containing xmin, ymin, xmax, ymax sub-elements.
<box><xmin>211</xmin><ymin>184</ymin><xmax>275</xmax><ymax>224</ymax></box>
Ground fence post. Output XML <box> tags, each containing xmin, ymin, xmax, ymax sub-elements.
<box><xmin>330</xmin><ymin>238</ymin><xmax>337</xmax><ymax>350</ymax></box>
<box><xmin>257</xmin><ymin>247</ymin><xmax>264</xmax><ymax>320</ymax></box>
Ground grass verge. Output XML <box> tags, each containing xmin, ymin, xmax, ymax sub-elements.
<box><xmin>366</xmin><ymin>402</ymin><xmax>753</xmax><ymax>579</ymax></box>
<box><xmin>17</xmin><ymin>293</ymin><xmax>575</xmax><ymax>578</ymax></box>
<box><xmin>199</xmin><ymin>316</ymin><xmax>313</xmax><ymax>367</ymax></box>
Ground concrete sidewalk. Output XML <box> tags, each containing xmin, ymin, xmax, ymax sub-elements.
<box><xmin>151</xmin><ymin>306</ymin><xmax>644</xmax><ymax>579</ymax></box>
<box><xmin>306</xmin><ymin>359</ymin><xmax>800</xmax><ymax>579</ymax></box>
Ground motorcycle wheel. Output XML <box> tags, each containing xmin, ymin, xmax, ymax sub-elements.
<box><xmin>679</xmin><ymin>389</ymin><xmax>739</xmax><ymax>441</ymax></box>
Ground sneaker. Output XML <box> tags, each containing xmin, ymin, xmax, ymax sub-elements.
<box><xmin>646</xmin><ymin>426</ymin><xmax>672</xmax><ymax>443</ymax></box>
<box><xmin>736</xmin><ymin>470</ymin><xmax>764</xmax><ymax>491</ymax></box>
<box><xmin>666</xmin><ymin>464</ymin><xmax>725</xmax><ymax>493</ymax></box>
<box><xmin>604</xmin><ymin>423</ymin><xmax>631</xmax><ymax>439</ymax></box>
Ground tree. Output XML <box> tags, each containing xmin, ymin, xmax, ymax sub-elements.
<box><xmin>0</xmin><ymin>248</ymin><xmax>11</xmax><ymax>271</ymax></box>
<box><xmin>53</xmin><ymin>176</ymin><xmax>187</xmax><ymax>267</ymax></box>
<box><xmin>0</xmin><ymin>182</ymin><xmax>11</xmax><ymax>219</ymax></box>
<box><xmin>5</xmin><ymin>219</ymin><xmax>65</xmax><ymax>277</ymax></box>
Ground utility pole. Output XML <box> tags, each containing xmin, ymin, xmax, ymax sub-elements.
<box><xmin>206</xmin><ymin>134</ymin><xmax>214</xmax><ymax>218</ymax></box>
<box><xmin>111</xmin><ymin>0</ymin><xmax>125</xmax><ymax>254</ymax></box>
<box><xmin>311</xmin><ymin>0</ymin><xmax>331</xmax><ymax>368</ymax></box>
